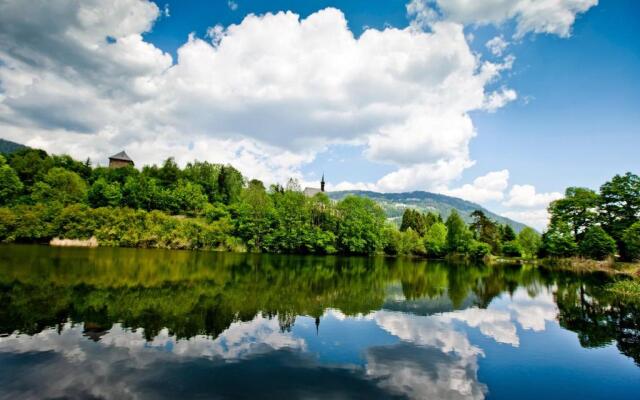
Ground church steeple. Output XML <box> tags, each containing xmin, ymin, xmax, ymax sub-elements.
<box><xmin>321</xmin><ymin>173</ymin><xmax>325</xmax><ymax>192</ymax></box>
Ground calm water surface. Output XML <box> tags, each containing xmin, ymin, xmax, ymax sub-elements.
<box><xmin>0</xmin><ymin>245</ymin><xmax>639</xmax><ymax>399</ymax></box>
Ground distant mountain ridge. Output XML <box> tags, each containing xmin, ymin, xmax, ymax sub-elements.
<box><xmin>328</xmin><ymin>190</ymin><xmax>528</xmax><ymax>232</ymax></box>
<box><xmin>0</xmin><ymin>138</ymin><xmax>26</xmax><ymax>154</ymax></box>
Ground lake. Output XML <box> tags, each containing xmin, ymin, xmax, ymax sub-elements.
<box><xmin>0</xmin><ymin>245</ymin><xmax>638</xmax><ymax>399</ymax></box>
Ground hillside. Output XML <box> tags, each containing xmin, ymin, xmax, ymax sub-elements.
<box><xmin>328</xmin><ymin>190</ymin><xmax>528</xmax><ymax>232</ymax></box>
<box><xmin>0</xmin><ymin>138</ymin><xmax>26</xmax><ymax>154</ymax></box>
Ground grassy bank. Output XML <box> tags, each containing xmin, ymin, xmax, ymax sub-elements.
<box><xmin>543</xmin><ymin>257</ymin><xmax>640</xmax><ymax>277</ymax></box>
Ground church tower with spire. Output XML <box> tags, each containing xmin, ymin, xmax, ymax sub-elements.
<box><xmin>303</xmin><ymin>173</ymin><xmax>327</xmax><ymax>197</ymax></box>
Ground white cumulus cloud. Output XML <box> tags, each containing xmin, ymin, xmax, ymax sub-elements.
<box><xmin>429</xmin><ymin>0</ymin><xmax>598</xmax><ymax>38</ymax></box>
<box><xmin>441</xmin><ymin>169</ymin><xmax>510</xmax><ymax>203</ymax></box>
<box><xmin>503</xmin><ymin>184</ymin><xmax>563</xmax><ymax>208</ymax></box>
<box><xmin>501</xmin><ymin>209</ymin><xmax>550</xmax><ymax>231</ymax></box>
<box><xmin>0</xmin><ymin>1</ymin><xmax>518</xmax><ymax>191</ymax></box>
<box><xmin>0</xmin><ymin>0</ymin><xmax>595</xmax><ymax>195</ymax></box>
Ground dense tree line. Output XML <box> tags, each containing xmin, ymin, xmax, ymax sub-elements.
<box><xmin>0</xmin><ymin>149</ymin><xmax>388</xmax><ymax>254</ymax></box>
<box><xmin>1</xmin><ymin>148</ymin><xmax>638</xmax><ymax>262</ymax></box>
<box><xmin>392</xmin><ymin>206</ymin><xmax>541</xmax><ymax>260</ymax></box>
<box><xmin>543</xmin><ymin>173</ymin><xmax>640</xmax><ymax>261</ymax></box>
<box><xmin>0</xmin><ymin>148</ymin><xmax>516</xmax><ymax>258</ymax></box>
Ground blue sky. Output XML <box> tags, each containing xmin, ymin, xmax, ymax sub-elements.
<box><xmin>0</xmin><ymin>0</ymin><xmax>637</xmax><ymax>228</ymax></box>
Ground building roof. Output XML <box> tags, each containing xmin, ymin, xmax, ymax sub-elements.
<box><xmin>303</xmin><ymin>187</ymin><xmax>322</xmax><ymax>197</ymax></box>
<box><xmin>109</xmin><ymin>150</ymin><xmax>133</xmax><ymax>162</ymax></box>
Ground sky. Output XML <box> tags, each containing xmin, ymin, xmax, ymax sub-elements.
<box><xmin>0</xmin><ymin>0</ymin><xmax>638</xmax><ymax>230</ymax></box>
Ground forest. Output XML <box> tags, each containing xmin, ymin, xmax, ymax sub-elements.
<box><xmin>0</xmin><ymin>147</ymin><xmax>639</xmax><ymax>262</ymax></box>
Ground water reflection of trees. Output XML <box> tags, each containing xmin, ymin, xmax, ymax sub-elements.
<box><xmin>552</xmin><ymin>270</ymin><xmax>640</xmax><ymax>366</ymax></box>
<box><xmin>0</xmin><ymin>245</ymin><xmax>638</xmax><ymax>364</ymax></box>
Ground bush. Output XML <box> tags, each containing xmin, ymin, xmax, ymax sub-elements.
<box><xmin>0</xmin><ymin>207</ymin><xmax>16</xmax><ymax>241</ymax></box>
<box><xmin>501</xmin><ymin>240</ymin><xmax>521</xmax><ymax>257</ymax></box>
<box><xmin>622</xmin><ymin>222</ymin><xmax>640</xmax><ymax>261</ymax></box>
<box><xmin>578</xmin><ymin>225</ymin><xmax>616</xmax><ymax>260</ymax></box>
<box><xmin>469</xmin><ymin>240</ymin><xmax>491</xmax><ymax>260</ymax></box>
<box><xmin>53</xmin><ymin>204</ymin><xmax>96</xmax><ymax>239</ymax></box>
<box><xmin>10</xmin><ymin>204</ymin><xmax>57</xmax><ymax>242</ymax></box>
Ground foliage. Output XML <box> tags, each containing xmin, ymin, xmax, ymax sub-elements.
<box><xmin>544</xmin><ymin>172</ymin><xmax>640</xmax><ymax>261</ymax></box>
<box><xmin>384</xmin><ymin>227</ymin><xmax>425</xmax><ymax>256</ymax></box>
<box><xmin>445</xmin><ymin>210</ymin><xmax>473</xmax><ymax>253</ymax></box>
<box><xmin>0</xmin><ymin>156</ymin><xmax>23</xmax><ymax>205</ymax></box>
<box><xmin>540</xmin><ymin>222</ymin><xmax>578</xmax><ymax>258</ymax></box>
<box><xmin>622</xmin><ymin>222</ymin><xmax>640</xmax><ymax>262</ymax></box>
<box><xmin>501</xmin><ymin>240</ymin><xmax>522</xmax><ymax>257</ymax></box>
<box><xmin>336</xmin><ymin>196</ymin><xmax>385</xmax><ymax>254</ymax></box>
<box><xmin>235</xmin><ymin>179</ymin><xmax>275</xmax><ymax>250</ymax></box>
<box><xmin>424</xmin><ymin>222</ymin><xmax>447</xmax><ymax>258</ymax></box>
<box><xmin>6</xmin><ymin>148</ymin><xmax>54</xmax><ymax>186</ymax></box>
<box><xmin>599</xmin><ymin>172</ymin><xmax>640</xmax><ymax>247</ymax></box>
<box><xmin>470</xmin><ymin>210</ymin><xmax>501</xmax><ymax>253</ymax></box>
<box><xmin>31</xmin><ymin>167</ymin><xmax>87</xmax><ymax>205</ymax></box>
<box><xmin>400</xmin><ymin>209</ymin><xmax>438</xmax><ymax>236</ymax></box>
<box><xmin>469</xmin><ymin>240</ymin><xmax>491</xmax><ymax>260</ymax></box>
<box><xmin>11</xmin><ymin>146</ymin><xmax>639</xmax><ymax>262</ymax></box>
<box><xmin>578</xmin><ymin>225</ymin><xmax>616</xmax><ymax>260</ymax></box>
<box><xmin>549</xmin><ymin>187</ymin><xmax>599</xmax><ymax>240</ymax></box>
<box><xmin>517</xmin><ymin>227</ymin><xmax>541</xmax><ymax>259</ymax></box>
<box><xmin>500</xmin><ymin>224</ymin><xmax>517</xmax><ymax>242</ymax></box>
<box><xmin>88</xmin><ymin>178</ymin><xmax>122</xmax><ymax>207</ymax></box>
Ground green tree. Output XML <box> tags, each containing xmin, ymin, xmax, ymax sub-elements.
<box><xmin>598</xmin><ymin>173</ymin><xmax>640</xmax><ymax>245</ymax></box>
<box><xmin>540</xmin><ymin>222</ymin><xmax>577</xmax><ymax>258</ymax></box>
<box><xmin>383</xmin><ymin>227</ymin><xmax>425</xmax><ymax>256</ymax></box>
<box><xmin>236</xmin><ymin>179</ymin><xmax>275</xmax><ymax>250</ymax></box>
<box><xmin>182</xmin><ymin>161</ymin><xmax>221</xmax><ymax>203</ymax></box>
<box><xmin>170</xmin><ymin>180</ymin><xmax>208</xmax><ymax>215</ymax></box>
<box><xmin>578</xmin><ymin>225</ymin><xmax>616</xmax><ymax>260</ymax></box>
<box><xmin>88</xmin><ymin>178</ymin><xmax>122</xmax><ymax>207</ymax></box>
<box><xmin>122</xmin><ymin>175</ymin><xmax>164</xmax><ymax>210</ymax></box>
<box><xmin>517</xmin><ymin>227</ymin><xmax>541</xmax><ymax>259</ymax></box>
<box><xmin>336</xmin><ymin>196</ymin><xmax>385</xmax><ymax>254</ymax></box>
<box><xmin>500</xmin><ymin>224</ymin><xmax>517</xmax><ymax>242</ymax></box>
<box><xmin>267</xmin><ymin>186</ymin><xmax>311</xmax><ymax>253</ymax></box>
<box><xmin>6</xmin><ymin>148</ymin><xmax>54</xmax><ymax>187</ymax></box>
<box><xmin>424</xmin><ymin>221</ymin><xmax>447</xmax><ymax>258</ymax></box>
<box><xmin>400</xmin><ymin>209</ymin><xmax>428</xmax><ymax>236</ymax></box>
<box><xmin>470</xmin><ymin>210</ymin><xmax>501</xmax><ymax>253</ymax></box>
<box><xmin>399</xmin><ymin>228</ymin><xmax>426</xmax><ymax>255</ymax></box>
<box><xmin>549</xmin><ymin>187</ymin><xmax>599</xmax><ymax>240</ymax></box>
<box><xmin>157</xmin><ymin>157</ymin><xmax>181</xmax><ymax>187</ymax></box>
<box><xmin>31</xmin><ymin>167</ymin><xmax>87</xmax><ymax>205</ymax></box>
<box><xmin>445</xmin><ymin>210</ymin><xmax>472</xmax><ymax>253</ymax></box>
<box><xmin>52</xmin><ymin>154</ymin><xmax>91</xmax><ymax>179</ymax></box>
<box><xmin>622</xmin><ymin>222</ymin><xmax>640</xmax><ymax>261</ymax></box>
<box><xmin>0</xmin><ymin>156</ymin><xmax>23</xmax><ymax>205</ymax></box>
<box><xmin>217</xmin><ymin>165</ymin><xmax>244</xmax><ymax>204</ymax></box>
